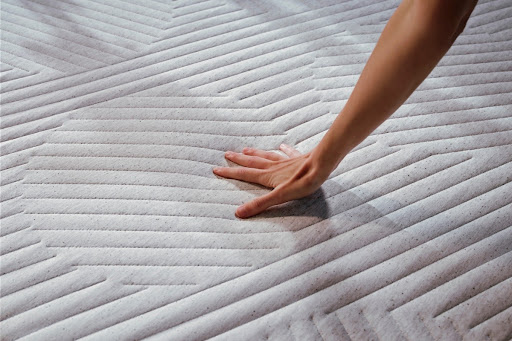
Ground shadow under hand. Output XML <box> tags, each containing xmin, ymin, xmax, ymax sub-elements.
<box><xmin>251</xmin><ymin>178</ymin><xmax>389</xmax><ymax>235</ymax></box>
<box><xmin>259</xmin><ymin>186</ymin><xmax>330</xmax><ymax>220</ymax></box>
<box><xmin>254</xmin><ymin>178</ymin><xmax>359</xmax><ymax>222</ymax></box>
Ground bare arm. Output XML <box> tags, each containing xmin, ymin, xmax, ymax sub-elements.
<box><xmin>213</xmin><ymin>0</ymin><xmax>478</xmax><ymax>218</ymax></box>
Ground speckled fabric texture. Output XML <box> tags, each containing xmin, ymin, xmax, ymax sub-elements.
<box><xmin>1</xmin><ymin>0</ymin><xmax>511</xmax><ymax>340</ymax></box>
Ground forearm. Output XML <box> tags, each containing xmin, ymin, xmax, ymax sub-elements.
<box><xmin>314</xmin><ymin>0</ymin><xmax>477</xmax><ymax>174</ymax></box>
<box><xmin>215</xmin><ymin>0</ymin><xmax>478</xmax><ymax>218</ymax></box>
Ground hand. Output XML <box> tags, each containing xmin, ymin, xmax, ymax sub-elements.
<box><xmin>213</xmin><ymin>144</ymin><xmax>329</xmax><ymax>218</ymax></box>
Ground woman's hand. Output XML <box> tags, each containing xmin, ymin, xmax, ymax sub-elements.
<box><xmin>213</xmin><ymin>144</ymin><xmax>330</xmax><ymax>218</ymax></box>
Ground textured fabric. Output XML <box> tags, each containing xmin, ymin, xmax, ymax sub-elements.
<box><xmin>1</xmin><ymin>0</ymin><xmax>511</xmax><ymax>340</ymax></box>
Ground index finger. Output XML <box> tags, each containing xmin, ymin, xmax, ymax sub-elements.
<box><xmin>242</xmin><ymin>147</ymin><xmax>285</xmax><ymax>161</ymax></box>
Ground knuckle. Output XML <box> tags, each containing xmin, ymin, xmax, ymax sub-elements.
<box><xmin>262</xmin><ymin>160</ymin><xmax>273</xmax><ymax>168</ymax></box>
<box><xmin>259</xmin><ymin>170</ymin><xmax>273</xmax><ymax>186</ymax></box>
<box><xmin>247</xmin><ymin>159</ymin><xmax>258</xmax><ymax>168</ymax></box>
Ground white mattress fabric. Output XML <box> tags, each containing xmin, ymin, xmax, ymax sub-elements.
<box><xmin>1</xmin><ymin>0</ymin><xmax>511</xmax><ymax>340</ymax></box>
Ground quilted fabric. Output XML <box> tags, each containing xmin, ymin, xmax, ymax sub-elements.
<box><xmin>1</xmin><ymin>0</ymin><xmax>511</xmax><ymax>340</ymax></box>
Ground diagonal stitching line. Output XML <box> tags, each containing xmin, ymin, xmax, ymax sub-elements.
<box><xmin>0</xmin><ymin>8</ymin><xmax>130</xmax><ymax>59</ymax></box>
<box><xmin>1</xmin><ymin>1</ymin><xmax>140</xmax><ymax>52</ymax></box>
<box><xmin>30</xmin><ymin>0</ymin><xmax>161</xmax><ymax>38</ymax></box>
<box><xmin>0</xmin><ymin>25</ymin><xmax>110</xmax><ymax>67</ymax></box>
<box><xmin>84</xmin><ymin>158</ymin><xmax>507</xmax><ymax>338</ymax></box>
<box><xmin>3</xmin><ymin>0</ymin><xmax>149</xmax><ymax>46</ymax></box>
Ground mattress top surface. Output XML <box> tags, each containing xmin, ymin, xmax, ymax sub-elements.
<box><xmin>1</xmin><ymin>0</ymin><xmax>511</xmax><ymax>340</ymax></box>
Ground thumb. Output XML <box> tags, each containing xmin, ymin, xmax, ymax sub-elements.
<box><xmin>236</xmin><ymin>188</ymin><xmax>287</xmax><ymax>218</ymax></box>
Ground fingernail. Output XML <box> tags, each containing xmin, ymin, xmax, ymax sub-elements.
<box><xmin>213</xmin><ymin>167</ymin><xmax>220</xmax><ymax>173</ymax></box>
<box><xmin>225</xmin><ymin>151</ymin><xmax>233</xmax><ymax>157</ymax></box>
<box><xmin>236</xmin><ymin>206</ymin><xmax>247</xmax><ymax>218</ymax></box>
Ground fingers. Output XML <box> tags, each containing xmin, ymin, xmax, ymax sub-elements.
<box><xmin>214</xmin><ymin>144</ymin><xmax>306</xmax><ymax>218</ymax></box>
<box><xmin>213</xmin><ymin>165</ymin><xmax>266</xmax><ymax>185</ymax></box>
<box><xmin>242</xmin><ymin>147</ymin><xmax>285</xmax><ymax>161</ymax></box>
<box><xmin>224</xmin><ymin>151</ymin><xmax>270</xmax><ymax>169</ymax></box>
<box><xmin>238</xmin><ymin>145</ymin><xmax>301</xmax><ymax>160</ymax></box>
<box><xmin>236</xmin><ymin>188</ymin><xmax>287</xmax><ymax>218</ymax></box>
<box><xmin>279</xmin><ymin>144</ymin><xmax>301</xmax><ymax>158</ymax></box>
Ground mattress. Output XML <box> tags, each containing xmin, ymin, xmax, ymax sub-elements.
<box><xmin>1</xmin><ymin>0</ymin><xmax>511</xmax><ymax>340</ymax></box>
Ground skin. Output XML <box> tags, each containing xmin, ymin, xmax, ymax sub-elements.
<box><xmin>213</xmin><ymin>0</ymin><xmax>478</xmax><ymax>218</ymax></box>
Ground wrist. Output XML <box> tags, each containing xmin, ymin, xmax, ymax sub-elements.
<box><xmin>308</xmin><ymin>147</ymin><xmax>343</xmax><ymax>182</ymax></box>
<box><xmin>311</xmin><ymin>134</ymin><xmax>350</xmax><ymax>175</ymax></box>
